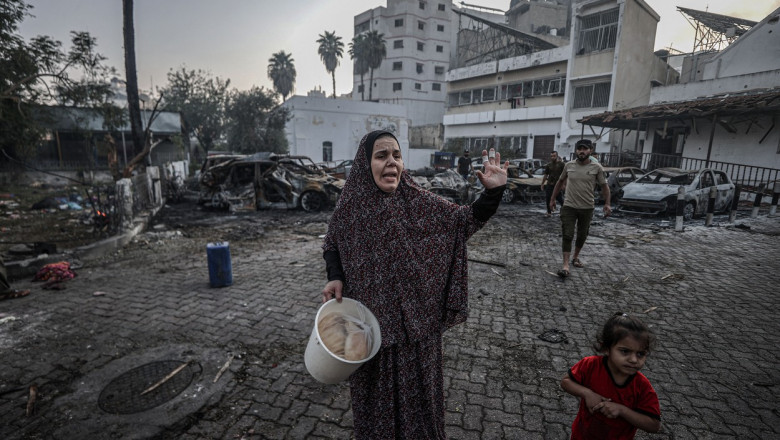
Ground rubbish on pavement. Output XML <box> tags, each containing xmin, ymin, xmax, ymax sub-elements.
<box><xmin>26</xmin><ymin>384</ymin><xmax>37</xmax><ymax>417</ymax></box>
<box><xmin>213</xmin><ymin>354</ymin><xmax>235</xmax><ymax>383</ymax></box>
<box><xmin>140</xmin><ymin>361</ymin><xmax>191</xmax><ymax>396</ymax></box>
<box><xmin>538</xmin><ymin>329</ymin><xmax>568</xmax><ymax>343</ymax></box>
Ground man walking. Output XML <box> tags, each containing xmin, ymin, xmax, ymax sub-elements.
<box><xmin>549</xmin><ymin>139</ymin><xmax>611</xmax><ymax>278</ymax></box>
<box><xmin>540</xmin><ymin>151</ymin><xmax>565</xmax><ymax>217</ymax></box>
<box><xmin>457</xmin><ymin>150</ymin><xmax>472</xmax><ymax>181</ymax></box>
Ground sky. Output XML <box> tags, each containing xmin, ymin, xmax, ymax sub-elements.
<box><xmin>17</xmin><ymin>0</ymin><xmax>780</xmax><ymax>97</ymax></box>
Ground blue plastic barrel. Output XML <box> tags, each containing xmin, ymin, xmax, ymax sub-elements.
<box><xmin>206</xmin><ymin>242</ymin><xmax>233</xmax><ymax>287</ymax></box>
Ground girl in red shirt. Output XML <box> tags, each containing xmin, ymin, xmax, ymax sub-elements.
<box><xmin>561</xmin><ymin>312</ymin><xmax>662</xmax><ymax>439</ymax></box>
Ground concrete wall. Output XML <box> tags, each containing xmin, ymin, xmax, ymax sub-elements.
<box><xmin>649</xmin><ymin>70</ymin><xmax>780</xmax><ymax>104</ymax></box>
<box><xmin>643</xmin><ymin>114</ymin><xmax>780</xmax><ymax>171</ymax></box>
<box><xmin>702</xmin><ymin>8</ymin><xmax>780</xmax><ymax>80</ymax></box>
<box><xmin>282</xmin><ymin>96</ymin><xmax>424</xmax><ymax>169</ymax></box>
<box><xmin>612</xmin><ymin>0</ymin><xmax>660</xmax><ymax>111</ymax></box>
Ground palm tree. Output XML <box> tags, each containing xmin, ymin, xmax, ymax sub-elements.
<box><xmin>267</xmin><ymin>51</ymin><xmax>296</xmax><ymax>102</ymax></box>
<box><xmin>349</xmin><ymin>34</ymin><xmax>370</xmax><ymax>101</ymax></box>
<box><xmin>363</xmin><ymin>30</ymin><xmax>386</xmax><ymax>101</ymax></box>
<box><xmin>316</xmin><ymin>31</ymin><xmax>344</xmax><ymax>99</ymax></box>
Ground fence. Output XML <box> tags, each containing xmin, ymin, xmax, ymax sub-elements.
<box><xmin>639</xmin><ymin>153</ymin><xmax>780</xmax><ymax>191</ymax></box>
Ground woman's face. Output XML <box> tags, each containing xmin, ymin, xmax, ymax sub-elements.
<box><xmin>371</xmin><ymin>136</ymin><xmax>404</xmax><ymax>193</ymax></box>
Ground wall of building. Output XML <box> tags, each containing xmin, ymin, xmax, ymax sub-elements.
<box><xmin>281</xmin><ymin>96</ymin><xmax>423</xmax><ymax>168</ymax></box>
<box><xmin>702</xmin><ymin>8</ymin><xmax>780</xmax><ymax>80</ymax></box>
<box><xmin>649</xmin><ymin>70</ymin><xmax>780</xmax><ymax>104</ymax></box>
<box><xmin>643</xmin><ymin>114</ymin><xmax>780</xmax><ymax>171</ymax></box>
<box><xmin>612</xmin><ymin>0</ymin><xmax>660</xmax><ymax>111</ymax></box>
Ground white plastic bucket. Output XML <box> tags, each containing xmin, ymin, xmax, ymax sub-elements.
<box><xmin>304</xmin><ymin>298</ymin><xmax>382</xmax><ymax>384</ymax></box>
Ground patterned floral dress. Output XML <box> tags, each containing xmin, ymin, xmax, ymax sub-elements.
<box><xmin>323</xmin><ymin>130</ymin><xmax>502</xmax><ymax>439</ymax></box>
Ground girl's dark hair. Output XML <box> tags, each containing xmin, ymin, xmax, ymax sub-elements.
<box><xmin>593</xmin><ymin>312</ymin><xmax>656</xmax><ymax>353</ymax></box>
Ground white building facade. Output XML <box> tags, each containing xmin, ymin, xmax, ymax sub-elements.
<box><xmin>443</xmin><ymin>0</ymin><xmax>675</xmax><ymax>160</ymax></box>
<box><xmin>282</xmin><ymin>96</ymin><xmax>420</xmax><ymax>168</ymax></box>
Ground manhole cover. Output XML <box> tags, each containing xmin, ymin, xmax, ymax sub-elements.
<box><xmin>98</xmin><ymin>360</ymin><xmax>200</xmax><ymax>414</ymax></box>
<box><xmin>538</xmin><ymin>329</ymin><xmax>568</xmax><ymax>343</ymax></box>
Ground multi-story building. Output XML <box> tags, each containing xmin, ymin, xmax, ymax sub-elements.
<box><xmin>351</xmin><ymin>0</ymin><xmax>505</xmax><ymax>149</ymax></box>
<box><xmin>443</xmin><ymin>0</ymin><xmax>677</xmax><ymax>160</ymax></box>
<box><xmin>580</xmin><ymin>6</ymin><xmax>780</xmax><ymax>176</ymax></box>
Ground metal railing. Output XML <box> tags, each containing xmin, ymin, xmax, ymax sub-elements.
<box><xmin>640</xmin><ymin>153</ymin><xmax>780</xmax><ymax>190</ymax></box>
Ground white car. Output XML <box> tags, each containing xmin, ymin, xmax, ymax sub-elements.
<box><xmin>618</xmin><ymin>168</ymin><xmax>735</xmax><ymax>220</ymax></box>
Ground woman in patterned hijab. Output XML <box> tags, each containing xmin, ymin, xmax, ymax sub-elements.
<box><xmin>322</xmin><ymin>130</ymin><xmax>507</xmax><ymax>439</ymax></box>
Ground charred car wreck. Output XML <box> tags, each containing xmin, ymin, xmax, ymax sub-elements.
<box><xmin>199</xmin><ymin>154</ymin><xmax>345</xmax><ymax>212</ymax></box>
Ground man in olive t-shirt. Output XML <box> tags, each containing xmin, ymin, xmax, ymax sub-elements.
<box><xmin>549</xmin><ymin>139</ymin><xmax>611</xmax><ymax>277</ymax></box>
<box><xmin>540</xmin><ymin>151</ymin><xmax>565</xmax><ymax>216</ymax></box>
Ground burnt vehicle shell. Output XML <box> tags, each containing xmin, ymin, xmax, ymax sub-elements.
<box><xmin>502</xmin><ymin>166</ymin><xmax>544</xmax><ymax>203</ymax></box>
<box><xmin>595</xmin><ymin>166</ymin><xmax>646</xmax><ymax>204</ymax></box>
<box><xmin>618</xmin><ymin>167</ymin><xmax>734</xmax><ymax>220</ymax></box>
<box><xmin>198</xmin><ymin>156</ymin><xmax>344</xmax><ymax>212</ymax></box>
<box><xmin>408</xmin><ymin>168</ymin><xmax>481</xmax><ymax>205</ymax></box>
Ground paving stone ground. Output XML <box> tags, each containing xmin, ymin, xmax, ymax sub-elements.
<box><xmin>1</xmin><ymin>202</ymin><xmax>778</xmax><ymax>439</ymax></box>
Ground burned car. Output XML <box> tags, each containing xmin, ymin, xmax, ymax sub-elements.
<box><xmin>198</xmin><ymin>155</ymin><xmax>344</xmax><ymax>212</ymax></box>
<box><xmin>595</xmin><ymin>166</ymin><xmax>645</xmax><ymax>204</ymax></box>
<box><xmin>502</xmin><ymin>166</ymin><xmax>544</xmax><ymax>203</ymax></box>
<box><xmin>618</xmin><ymin>168</ymin><xmax>734</xmax><ymax>220</ymax></box>
<box><xmin>408</xmin><ymin>168</ymin><xmax>480</xmax><ymax>205</ymax></box>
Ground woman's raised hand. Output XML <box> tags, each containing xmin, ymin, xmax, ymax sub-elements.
<box><xmin>475</xmin><ymin>148</ymin><xmax>509</xmax><ymax>189</ymax></box>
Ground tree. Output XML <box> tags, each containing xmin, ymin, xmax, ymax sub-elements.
<box><xmin>225</xmin><ymin>87</ymin><xmax>290</xmax><ymax>154</ymax></box>
<box><xmin>160</xmin><ymin>67</ymin><xmax>230</xmax><ymax>160</ymax></box>
<box><xmin>316</xmin><ymin>31</ymin><xmax>344</xmax><ymax>99</ymax></box>
<box><xmin>363</xmin><ymin>31</ymin><xmax>386</xmax><ymax>101</ymax></box>
<box><xmin>349</xmin><ymin>34</ymin><xmax>370</xmax><ymax>101</ymax></box>
<box><xmin>267</xmin><ymin>51</ymin><xmax>296</xmax><ymax>102</ymax></box>
<box><xmin>1</xmin><ymin>0</ymin><xmax>117</xmax><ymax>163</ymax></box>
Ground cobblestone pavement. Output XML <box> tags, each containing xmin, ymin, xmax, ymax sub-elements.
<box><xmin>1</xmin><ymin>202</ymin><xmax>779</xmax><ymax>439</ymax></box>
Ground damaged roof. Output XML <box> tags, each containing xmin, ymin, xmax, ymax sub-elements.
<box><xmin>578</xmin><ymin>88</ymin><xmax>780</xmax><ymax>130</ymax></box>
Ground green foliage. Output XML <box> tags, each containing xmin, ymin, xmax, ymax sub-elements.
<box><xmin>363</xmin><ymin>31</ymin><xmax>386</xmax><ymax>101</ymax></box>
<box><xmin>267</xmin><ymin>51</ymin><xmax>296</xmax><ymax>102</ymax></box>
<box><xmin>316</xmin><ymin>31</ymin><xmax>344</xmax><ymax>98</ymax></box>
<box><xmin>349</xmin><ymin>34</ymin><xmax>370</xmax><ymax>101</ymax></box>
<box><xmin>225</xmin><ymin>87</ymin><xmax>289</xmax><ymax>154</ymax></box>
<box><xmin>159</xmin><ymin>67</ymin><xmax>230</xmax><ymax>155</ymax></box>
<box><xmin>1</xmin><ymin>0</ymin><xmax>121</xmax><ymax>164</ymax></box>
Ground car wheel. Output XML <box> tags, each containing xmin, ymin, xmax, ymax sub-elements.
<box><xmin>502</xmin><ymin>188</ymin><xmax>515</xmax><ymax>203</ymax></box>
<box><xmin>300</xmin><ymin>191</ymin><xmax>325</xmax><ymax>212</ymax></box>
<box><xmin>683</xmin><ymin>201</ymin><xmax>695</xmax><ymax>221</ymax></box>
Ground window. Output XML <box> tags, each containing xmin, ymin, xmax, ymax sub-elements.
<box><xmin>416</xmin><ymin>63</ymin><xmax>423</xmax><ymax>74</ymax></box>
<box><xmin>715</xmin><ymin>171</ymin><xmax>729</xmax><ymax>185</ymax></box>
<box><xmin>394</xmin><ymin>40</ymin><xmax>404</xmax><ymax>49</ymax></box>
<box><xmin>414</xmin><ymin>83</ymin><xmax>422</xmax><ymax>90</ymax></box>
<box><xmin>418</xmin><ymin>21</ymin><xmax>425</xmax><ymax>31</ymax></box>
<box><xmin>393</xmin><ymin>61</ymin><xmax>403</xmax><ymax>71</ymax></box>
<box><xmin>436</xmin><ymin>45</ymin><xmax>443</xmax><ymax>53</ymax></box>
<box><xmin>438</xmin><ymin>3</ymin><xmax>446</xmax><ymax>11</ymax></box>
<box><xmin>355</xmin><ymin>20</ymin><xmax>370</xmax><ymax>34</ymax></box>
<box><xmin>395</xmin><ymin>18</ymin><xmax>404</xmax><ymax>27</ymax></box>
<box><xmin>579</xmin><ymin>8</ymin><xmax>619</xmax><ymax>53</ymax></box>
<box><xmin>419</xmin><ymin>1</ymin><xmax>426</xmax><ymax>9</ymax></box>
<box><xmin>393</xmin><ymin>82</ymin><xmax>402</xmax><ymax>91</ymax></box>
<box><xmin>435</xmin><ymin>66</ymin><xmax>445</xmax><ymax>74</ymax></box>
<box><xmin>358</xmin><ymin>84</ymin><xmax>364</xmax><ymax>93</ymax></box>
<box><xmin>458</xmin><ymin>90</ymin><xmax>472</xmax><ymax>105</ymax></box>
<box><xmin>572</xmin><ymin>82</ymin><xmax>611</xmax><ymax>109</ymax></box>
<box><xmin>481</xmin><ymin>87</ymin><xmax>496</xmax><ymax>102</ymax></box>
<box><xmin>417</xmin><ymin>41</ymin><xmax>425</xmax><ymax>51</ymax></box>
<box><xmin>322</xmin><ymin>142</ymin><xmax>333</xmax><ymax>162</ymax></box>
<box><xmin>437</xmin><ymin>24</ymin><xmax>445</xmax><ymax>32</ymax></box>
<box><xmin>432</xmin><ymin>83</ymin><xmax>441</xmax><ymax>91</ymax></box>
